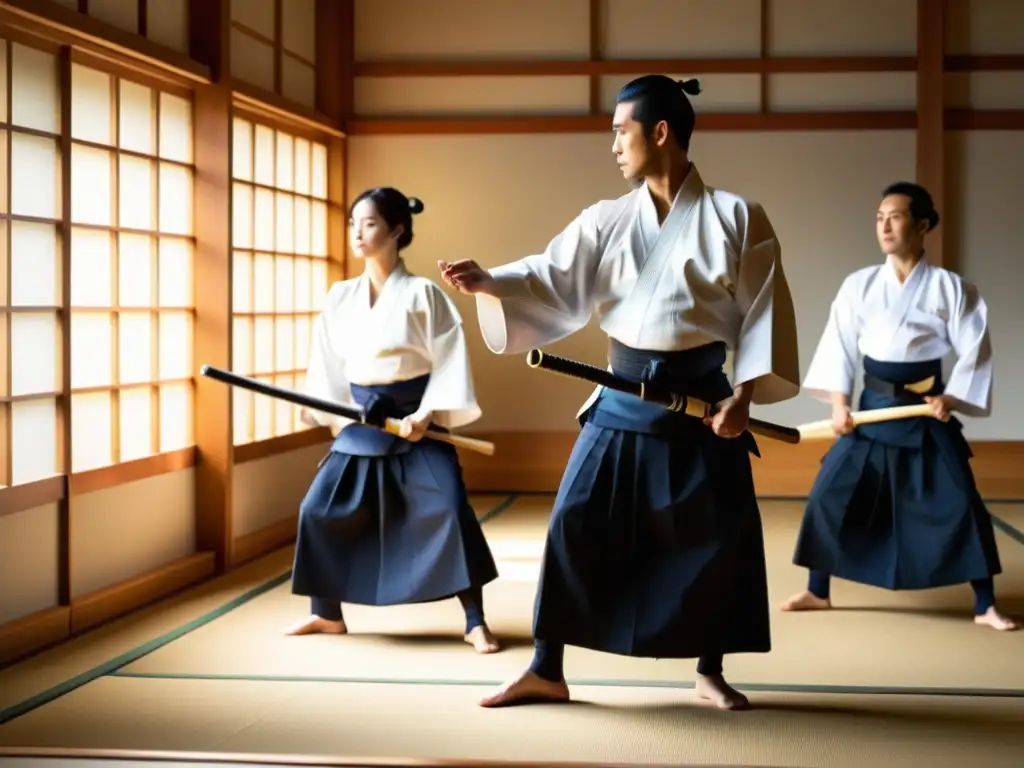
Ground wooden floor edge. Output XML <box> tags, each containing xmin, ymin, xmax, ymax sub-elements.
<box><xmin>0</xmin><ymin>606</ymin><xmax>70</xmax><ymax>668</ymax></box>
<box><xmin>0</xmin><ymin>747</ymin><xmax>766</xmax><ymax>768</ymax></box>
<box><xmin>69</xmin><ymin>552</ymin><xmax>218</xmax><ymax>635</ymax></box>
<box><xmin>231</xmin><ymin>515</ymin><xmax>299</xmax><ymax>568</ymax></box>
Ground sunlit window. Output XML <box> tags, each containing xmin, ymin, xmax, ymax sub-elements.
<box><xmin>230</xmin><ymin>117</ymin><xmax>329</xmax><ymax>445</ymax></box>
<box><xmin>1</xmin><ymin>41</ymin><xmax>63</xmax><ymax>487</ymax></box>
<box><xmin>68</xmin><ymin>62</ymin><xmax>195</xmax><ymax>472</ymax></box>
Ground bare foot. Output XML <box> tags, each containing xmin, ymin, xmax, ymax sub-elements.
<box><xmin>974</xmin><ymin>606</ymin><xmax>1019</xmax><ymax>631</ymax></box>
<box><xmin>696</xmin><ymin>673</ymin><xmax>750</xmax><ymax>711</ymax></box>
<box><xmin>465</xmin><ymin>624</ymin><xmax>501</xmax><ymax>653</ymax></box>
<box><xmin>479</xmin><ymin>671</ymin><xmax>570</xmax><ymax>708</ymax></box>
<box><xmin>284</xmin><ymin>615</ymin><xmax>347</xmax><ymax>636</ymax></box>
<box><xmin>780</xmin><ymin>590</ymin><xmax>831</xmax><ymax>611</ymax></box>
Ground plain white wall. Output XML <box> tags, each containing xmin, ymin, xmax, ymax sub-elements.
<box><xmin>346</xmin><ymin>0</ymin><xmax>1024</xmax><ymax>440</ymax></box>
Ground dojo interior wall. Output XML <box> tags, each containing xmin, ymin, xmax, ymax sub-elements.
<box><xmin>345</xmin><ymin>0</ymin><xmax>1024</xmax><ymax>494</ymax></box>
<box><xmin>1</xmin><ymin>0</ymin><xmax>1022</xmax><ymax>669</ymax></box>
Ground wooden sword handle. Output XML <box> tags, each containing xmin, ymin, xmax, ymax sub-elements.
<box><xmin>381</xmin><ymin>418</ymin><xmax>496</xmax><ymax>457</ymax></box>
<box><xmin>797</xmin><ymin>403</ymin><xmax>936</xmax><ymax>440</ymax></box>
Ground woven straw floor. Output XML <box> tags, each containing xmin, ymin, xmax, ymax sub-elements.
<box><xmin>2</xmin><ymin>494</ymin><xmax>1023</xmax><ymax>768</ymax></box>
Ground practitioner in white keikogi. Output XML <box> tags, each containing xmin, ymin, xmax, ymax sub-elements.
<box><xmin>291</xmin><ymin>186</ymin><xmax>503</xmax><ymax>652</ymax></box>
<box><xmin>440</xmin><ymin>74</ymin><xmax>802</xmax><ymax>709</ymax></box>
<box><xmin>782</xmin><ymin>181</ymin><xmax>1018</xmax><ymax>632</ymax></box>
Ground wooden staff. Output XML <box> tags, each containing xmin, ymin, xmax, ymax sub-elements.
<box><xmin>796</xmin><ymin>403</ymin><xmax>936</xmax><ymax>440</ymax></box>
<box><xmin>200</xmin><ymin>365</ymin><xmax>496</xmax><ymax>457</ymax></box>
<box><xmin>525</xmin><ymin>349</ymin><xmax>803</xmax><ymax>444</ymax></box>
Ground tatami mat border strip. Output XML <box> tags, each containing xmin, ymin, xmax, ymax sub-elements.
<box><xmin>477</xmin><ymin>495</ymin><xmax>519</xmax><ymax>524</ymax></box>
<box><xmin>104</xmin><ymin>670</ymin><xmax>1024</xmax><ymax>699</ymax></box>
<box><xmin>991</xmin><ymin>515</ymin><xmax>1024</xmax><ymax>546</ymax></box>
<box><xmin>2</xmin><ymin>500</ymin><xmax>1022</xmax><ymax>726</ymax></box>
<box><xmin>0</xmin><ymin>571</ymin><xmax>290</xmax><ymax>727</ymax></box>
<box><xmin>0</xmin><ymin>496</ymin><xmax>519</xmax><ymax>726</ymax></box>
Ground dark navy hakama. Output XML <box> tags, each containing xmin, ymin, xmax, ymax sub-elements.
<box><xmin>291</xmin><ymin>374</ymin><xmax>499</xmax><ymax>607</ymax></box>
<box><xmin>532</xmin><ymin>340</ymin><xmax>771</xmax><ymax>660</ymax></box>
<box><xmin>792</xmin><ymin>356</ymin><xmax>1002</xmax><ymax>591</ymax></box>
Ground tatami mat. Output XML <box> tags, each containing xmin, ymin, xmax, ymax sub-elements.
<box><xmin>0</xmin><ymin>548</ymin><xmax>294</xmax><ymax>715</ymax></box>
<box><xmin>2</xmin><ymin>494</ymin><xmax>1023</xmax><ymax>768</ymax></box>
<box><xmin>1</xmin><ymin>676</ymin><xmax>1022</xmax><ymax>768</ymax></box>
<box><xmin>106</xmin><ymin>496</ymin><xmax>1024</xmax><ymax>694</ymax></box>
<box><xmin>990</xmin><ymin>503</ymin><xmax>1024</xmax><ymax>544</ymax></box>
<box><xmin>0</xmin><ymin>495</ymin><xmax>508</xmax><ymax>716</ymax></box>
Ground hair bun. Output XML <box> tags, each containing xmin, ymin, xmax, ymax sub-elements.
<box><xmin>408</xmin><ymin>197</ymin><xmax>425</xmax><ymax>215</ymax></box>
<box><xmin>678</xmin><ymin>78</ymin><xmax>701</xmax><ymax>96</ymax></box>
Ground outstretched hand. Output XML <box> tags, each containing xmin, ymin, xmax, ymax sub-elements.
<box><xmin>438</xmin><ymin>259</ymin><xmax>498</xmax><ymax>295</ymax></box>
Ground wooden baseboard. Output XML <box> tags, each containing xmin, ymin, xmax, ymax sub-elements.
<box><xmin>70</xmin><ymin>552</ymin><xmax>217</xmax><ymax>635</ymax></box>
<box><xmin>0</xmin><ymin>606</ymin><xmax>70</xmax><ymax>668</ymax></box>
<box><xmin>230</xmin><ymin>515</ymin><xmax>298</xmax><ymax>568</ymax></box>
<box><xmin>458</xmin><ymin>432</ymin><xmax>1024</xmax><ymax>500</ymax></box>
<box><xmin>0</xmin><ymin>747</ymin><xmax>760</xmax><ymax>768</ymax></box>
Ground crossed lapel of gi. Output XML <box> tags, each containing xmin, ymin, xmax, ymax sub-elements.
<box><xmin>621</xmin><ymin>165</ymin><xmax>705</xmax><ymax>340</ymax></box>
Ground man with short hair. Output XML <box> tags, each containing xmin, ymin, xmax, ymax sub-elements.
<box><xmin>782</xmin><ymin>181</ymin><xmax>1017</xmax><ymax>633</ymax></box>
<box><xmin>440</xmin><ymin>74</ymin><xmax>802</xmax><ymax>708</ymax></box>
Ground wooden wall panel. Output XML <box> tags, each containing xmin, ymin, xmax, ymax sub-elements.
<box><xmin>69</xmin><ymin>469</ymin><xmax>196</xmax><ymax>599</ymax></box>
<box><xmin>602</xmin><ymin>0</ymin><xmax>761</xmax><ymax>58</ymax></box>
<box><xmin>230</xmin><ymin>0</ymin><xmax>318</xmax><ymax>111</ymax></box>
<box><xmin>86</xmin><ymin>0</ymin><xmax>139</xmax><ymax>36</ymax></box>
<box><xmin>354</xmin><ymin>76</ymin><xmax>591</xmax><ymax>117</ymax></box>
<box><xmin>344</xmin><ymin>0</ymin><xmax>1023</xmax><ymax>134</ymax></box>
<box><xmin>456</xmin><ymin>435</ymin><xmax>1024</xmax><ymax>501</ymax></box>
<box><xmin>0</xmin><ymin>503</ymin><xmax>60</xmax><ymax>624</ymax></box>
<box><xmin>353</xmin><ymin>0</ymin><xmax>590</xmax><ymax>60</ymax></box>
<box><xmin>946</xmin><ymin>0</ymin><xmax>1024</xmax><ymax>55</ymax></box>
<box><xmin>144</xmin><ymin>0</ymin><xmax>189</xmax><ymax>54</ymax></box>
<box><xmin>768</xmin><ymin>72</ymin><xmax>917</xmax><ymax>112</ymax></box>
<box><xmin>768</xmin><ymin>0</ymin><xmax>917</xmax><ymax>56</ymax></box>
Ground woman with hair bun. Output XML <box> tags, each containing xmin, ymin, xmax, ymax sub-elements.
<box><xmin>290</xmin><ymin>186</ymin><xmax>501</xmax><ymax>654</ymax></box>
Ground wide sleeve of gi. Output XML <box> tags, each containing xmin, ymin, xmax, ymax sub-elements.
<box><xmin>801</xmin><ymin>274</ymin><xmax>861</xmax><ymax>404</ymax></box>
<box><xmin>475</xmin><ymin>203</ymin><xmax>602</xmax><ymax>355</ymax></box>
<box><xmin>411</xmin><ymin>284</ymin><xmax>483</xmax><ymax>429</ymax></box>
<box><xmin>944</xmin><ymin>279</ymin><xmax>993</xmax><ymax>418</ymax></box>
<box><xmin>730</xmin><ymin>201</ymin><xmax>802</xmax><ymax>405</ymax></box>
<box><xmin>303</xmin><ymin>285</ymin><xmax>355</xmax><ymax>431</ymax></box>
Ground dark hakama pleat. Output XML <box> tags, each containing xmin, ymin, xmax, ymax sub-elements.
<box><xmin>532</xmin><ymin>340</ymin><xmax>772</xmax><ymax>660</ymax></box>
<box><xmin>792</xmin><ymin>356</ymin><xmax>1002</xmax><ymax>590</ymax></box>
<box><xmin>290</xmin><ymin>374</ymin><xmax>498</xmax><ymax>606</ymax></box>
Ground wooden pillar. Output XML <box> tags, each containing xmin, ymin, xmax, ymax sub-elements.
<box><xmin>760</xmin><ymin>0</ymin><xmax>771</xmax><ymax>112</ymax></box>
<box><xmin>588</xmin><ymin>0</ymin><xmax>602</xmax><ymax>115</ymax></box>
<box><xmin>318</xmin><ymin>0</ymin><xmax>354</xmax><ymax>282</ymax></box>
<box><xmin>916</xmin><ymin>0</ymin><xmax>946</xmax><ymax>267</ymax></box>
<box><xmin>189</xmin><ymin>0</ymin><xmax>234</xmax><ymax>572</ymax></box>
<box><xmin>57</xmin><ymin>46</ymin><xmax>73</xmax><ymax>607</ymax></box>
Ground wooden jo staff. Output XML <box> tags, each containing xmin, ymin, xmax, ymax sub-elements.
<box><xmin>199</xmin><ymin>365</ymin><xmax>496</xmax><ymax>457</ymax></box>
<box><xmin>526</xmin><ymin>350</ymin><xmax>939</xmax><ymax>444</ymax></box>
<box><xmin>794</xmin><ymin>374</ymin><xmax>937</xmax><ymax>438</ymax></box>
<box><xmin>795</xmin><ymin>403</ymin><xmax>935</xmax><ymax>439</ymax></box>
